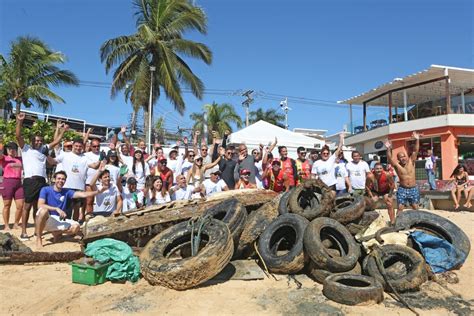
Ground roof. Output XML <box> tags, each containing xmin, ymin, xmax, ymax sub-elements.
<box><xmin>338</xmin><ymin>65</ymin><xmax>474</xmax><ymax>106</ymax></box>
<box><xmin>228</xmin><ymin>120</ymin><xmax>325</xmax><ymax>149</ymax></box>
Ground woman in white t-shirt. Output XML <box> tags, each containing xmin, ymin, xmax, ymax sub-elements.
<box><xmin>311</xmin><ymin>134</ymin><xmax>344</xmax><ymax>192</ymax></box>
<box><xmin>104</xmin><ymin>150</ymin><xmax>121</xmax><ymax>188</ymax></box>
<box><xmin>131</xmin><ymin>149</ymin><xmax>150</xmax><ymax>190</ymax></box>
<box><xmin>145</xmin><ymin>176</ymin><xmax>171</xmax><ymax>206</ymax></box>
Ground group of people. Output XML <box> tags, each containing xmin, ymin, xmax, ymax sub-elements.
<box><xmin>1</xmin><ymin>113</ymin><xmax>473</xmax><ymax>247</ymax></box>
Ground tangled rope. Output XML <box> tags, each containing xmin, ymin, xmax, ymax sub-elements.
<box><xmin>188</xmin><ymin>214</ymin><xmax>212</xmax><ymax>257</ymax></box>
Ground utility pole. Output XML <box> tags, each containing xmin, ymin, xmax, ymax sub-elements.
<box><xmin>280</xmin><ymin>97</ymin><xmax>291</xmax><ymax>129</ymax></box>
<box><xmin>242</xmin><ymin>90</ymin><xmax>254</xmax><ymax>127</ymax></box>
<box><xmin>148</xmin><ymin>65</ymin><xmax>156</xmax><ymax>154</ymax></box>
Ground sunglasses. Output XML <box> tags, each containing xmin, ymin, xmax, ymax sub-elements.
<box><xmin>322</xmin><ymin>152</ymin><xmax>329</xmax><ymax>155</ymax></box>
<box><xmin>201</xmin><ymin>148</ymin><xmax>208</xmax><ymax>151</ymax></box>
<box><xmin>160</xmin><ymin>161</ymin><xmax>167</xmax><ymax>165</ymax></box>
<box><xmin>189</xmin><ymin>155</ymin><xmax>195</xmax><ymax>158</ymax></box>
<box><xmin>252</xmin><ymin>152</ymin><xmax>258</xmax><ymax>155</ymax></box>
<box><xmin>226</xmin><ymin>152</ymin><xmax>232</xmax><ymax>155</ymax></box>
<box><xmin>91</xmin><ymin>145</ymin><xmax>99</xmax><ymax>148</ymax></box>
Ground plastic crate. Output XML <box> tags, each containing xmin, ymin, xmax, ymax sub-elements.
<box><xmin>71</xmin><ymin>260</ymin><xmax>111</xmax><ymax>285</ymax></box>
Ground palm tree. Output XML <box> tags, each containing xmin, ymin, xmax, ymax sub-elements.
<box><xmin>0</xmin><ymin>36</ymin><xmax>79</xmax><ymax>114</ymax></box>
<box><xmin>249</xmin><ymin>108</ymin><xmax>286</xmax><ymax>128</ymax></box>
<box><xmin>100</xmin><ymin>0</ymin><xmax>212</xmax><ymax>145</ymax></box>
<box><xmin>190</xmin><ymin>102</ymin><xmax>242</xmax><ymax>143</ymax></box>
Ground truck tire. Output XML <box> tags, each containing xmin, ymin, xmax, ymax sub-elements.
<box><xmin>278</xmin><ymin>189</ymin><xmax>293</xmax><ymax>215</ymax></box>
<box><xmin>288</xmin><ymin>179</ymin><xmax>334</xmax><ymax>220</ymax></box>
<box><xmin>204</xmin><ymin>198</ymin><xmax>247</xmax><ymax>248</ymax></box>
<box><xmin>257</xmin><ymin>213</ymin><xmax>309</xmax><ymax>274</ymax></box>
<box><xmin>364</xmin><ymin>244</ymin><xmax>428</xmax><ymax>293</ymax></box>
<box><xmin>330</xmin><ymin>195</ymin><xmax>366</xmax><ymax>224</ymax></box>
<box><xmin>140</xmin><ymin>219</ymin><xmax>233</xmax><ymax>290</ymax></box>
<box><xmin>236</xmin><ymin>196</ymin><xmax>281</xmax><ymax>259</ymax></box>
<box><xmin>307</xmin><ymin>259</ymin><xmax>362</xmax><ymax>284</ymax></box>
<box><xmin>395</xmin><ymin>210</ymin><xmax>470</xmax><ymax>258</ymax></box>
<box><xmin>323</xmin><ymin>274</ymin><xmax>384</xmax><ymax>305</ymax></box>
<box><xmin>304</xmin><ymin>217</ymin><xmax>360</xmax><ymax>272</ymax></box>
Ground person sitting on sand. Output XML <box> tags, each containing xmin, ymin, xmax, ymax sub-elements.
<box><xmin>450</xmin><ymin>164</ymin><xmax>473</xmax><ymax>210</ymax></box>
<box><xmin>385</xmin><ymin>131</ymin><xmax>421</xmax><ymax>218</ymax></box>
<box><xmin>35</xmin><ymin>171</ymin><xmax>104</xmax><ymax>248</ymax></box>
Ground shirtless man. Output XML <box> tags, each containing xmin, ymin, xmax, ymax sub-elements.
<box><xmin>385</xmin><ymin>131</ymin><xmax>421</xmax><ymax>218</ymax></box>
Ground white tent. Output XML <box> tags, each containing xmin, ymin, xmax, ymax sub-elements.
<box><xmin>227</xmin><ymin>120</ymin><xmax>325</xmax><ymax>158</ymax></box>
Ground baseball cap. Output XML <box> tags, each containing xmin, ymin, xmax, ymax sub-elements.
<box><xmin>240</xmin><ymin>169</ymin><xmax>251</xmax><ymax>175</ymax></box>
<box><xmin>158</xmin><ymin>155</ymin><xmax>167</xmax><ymax>162</ymax></box>
<box><xmin>211</xmin><ymin>170</ymin><xmax>222</xmax><ymax>175</ymax></box>
<box><xmin>271</xmin><ymin>158</ymin><xmax>281</xmax><ymax>165</ymax></box>
<box><xmin>107</xmin><ymin>150</ymin><xmax>118</xmax><ymax>157</ymax></box>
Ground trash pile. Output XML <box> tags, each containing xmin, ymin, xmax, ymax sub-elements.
<box><xmin>139</xmin><ymin>179</ymin><xmax>471</xmax><ymax>307</ymax></box>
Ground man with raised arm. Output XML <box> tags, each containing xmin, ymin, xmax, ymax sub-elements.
<box><xmin>15</xmin><ymin>113</ymin><xmax>66</xmax><ymax>240</ymax></box>
<box><xmin>385</xmin><ymin>131</ymin><xmax>421</xmax><ymax>218</ymax></box>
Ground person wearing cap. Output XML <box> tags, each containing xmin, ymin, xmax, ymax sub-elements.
<box><xmin>167</xmin><ymin>145</ymin><xmax>180</xmax><ymax>183</ymax></box>
<box><xmin>151</xmin><ymin>155</ymin><xmax>174</xmax><ymax>190</ymax></box>
<box><xmin>263</xmin><ymin>159</ymin><xmax>289</xmax><ymax>193</ymax></box>
<box><xmin>201</xmin><ymin>170</ymin><xmax>229</xmax><ymax>197</ymax></box>
<box><xmin>0</xmin><ymin>142</ymin><xmax>24</xmax><ymax>230</ymax></box>
<box><xmin>15</xmin><ymin>113</ymin><xmax>67</xmax><ymax>240</ymax></box>
<box><xmin>122</xmin><ymin>177</ymin><xmax>145</xmax><ymax>212</ymax></box>
<box><xmin>235</xmin><ymin>169</ymin><xmax>257</xmax><ymax>189</ymax></box>
<box><xmin>295</xmin><ymin>146</ymin><xmax>311</xmax><ymax>184</ymax></box>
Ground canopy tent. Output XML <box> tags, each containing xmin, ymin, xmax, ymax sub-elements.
<box><xmin>227</xmin><ymin>120</ymin><xmax>325</xmax><ymax>158</ymax></box>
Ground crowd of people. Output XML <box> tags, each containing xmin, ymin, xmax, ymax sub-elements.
<box><xmin>0</xmin><ymin>113</ymin><xmax>473</xmax><ymax>247</ymax></box>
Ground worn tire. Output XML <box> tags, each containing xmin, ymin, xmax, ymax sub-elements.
<box><xmin>236</xmin><ymin>196</ymin><xmax>281</xmax><ymax>258</ymax></box>
<box><xmin>330</xmin><ymin>195</ymin><xmax>366</xmax><ymax>224</ymax></box>
<box><xmin>257</xmin><ymin>213</ymin><xmax>309</xmax><ymax>274</ymax></box>
<box><xmin>395</xmin><ymin>210</ymin><xmax>470</xmax><ymax>258</ymax></box>
<box><xmin>204</xmin><ymin>198</ymin><xmax>247</xmax><ymax>248</ymax></box>
<box><xmin>364</xmin><ymin>196</ymin><xmax>375</xmax><ymax>212</ymax></box>
<box><xmin>346</xmin><ymin>211</ymin><xmax>380</xmax><ymax>235</ymax></box>
<box><xmin>364</xmin><ymin>244</ymin><xmax>428</xmax><ymax>293</ymax></box>
<box><xmin>0</xmin><ymin>232</ymin><xmax>32</xmax><ymax>253</ymax></box>
<box><xmin>288</xmin><ymin>179</ymin><xmax>334</xmax><ymax>220</ymax></box>
<box><xmin>323</xmin><ymin>274</ymin><xmax>384</xmax><ymax>306</ymax></box>
<box><xmin>307</xmin><ymin>259</ymin><xmax>362</xmax><ymax>284</ymax></box>
<box><xmin>304</xmin><ymin>217</ymin><xmax>360</xmax><ymax>272</ymax></box>
<box><xmin>140</xmin><ymin>219</ymin><xmax>233</xmax><ymax>290</ymax></box>
<box><xmin>278</xmin><ymin>189</ymin><xmax>293</xmax><ymax>215</ymax></box>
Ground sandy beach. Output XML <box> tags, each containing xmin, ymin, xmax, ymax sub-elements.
<box><xmin>0</xmin><ymin>199</ymin><xmax>473</xmax><ymax>315</ymax></box>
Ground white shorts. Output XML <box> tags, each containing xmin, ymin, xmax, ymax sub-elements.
<box><xmin>44</xmin><ymin>215</ymin><xmax>78</xmax><ymax>232</ymax></box>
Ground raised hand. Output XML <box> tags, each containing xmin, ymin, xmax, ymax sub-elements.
<box><xmin>195</xmin><ymin>130</ymin><xmax>200</xmax><ymax>136</ymax></box>
<box><xmin>339</xmin><ymin>133</ymin><xmax>344</xmax><ymax>144</ymax></box>
<box><xmin>183</xmin><ymin>137</ymin><xmax>188</xmax><ymax>145</ymax></box>
<box><xmin>224</xmin><ymin>130</ymin><xmax>231</xmax><ymax>136</ymax></box>
<box><xmin>219</xmin><ymin>146</ymin><xmax>225</xmax><ymax>156</ymax></box>
<box><xmin>239</xmin><ymin>153</ymin><xmax>245</xmax><ymax>161</ymax></box>
<box><xmin>384</xmin><ymin>140</ymin><xmax>392</xmax><ymax>149</ymax></box>
<box><xmin>412</xmin><ymin>131</ymin><xmax>420</xmax><ymax>140</ymax></box>
<box><xmin>176</xmin><ymin>140</ymin><xmax>181</xmax><ymax>147</ymax></box>
<box><xmin>56</xmin><ymin>120</ymin><xmax>63</xmax><ymax>128</ymax></box>
<box><xmin>211</xmin><ymin>130</ymin><xmax>218</xmax><ymax>138</ymax></box>
<box><xmin>99</xmin><ymin>160</ymin><xmax>107</xmax><ymax>171</ymax></box>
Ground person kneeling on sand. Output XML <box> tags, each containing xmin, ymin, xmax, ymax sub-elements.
<box><xmin>366</xmin><ymin>162</ymin><xmax>396</xmax><ymax>224</ymax></box>
<box><xmin>35</xmin><ymin>171</ymin><xmax>104</xmax><ymax>248</ymax></box>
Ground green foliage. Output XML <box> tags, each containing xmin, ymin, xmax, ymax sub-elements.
<box><xmin>100</xmin><ymin>0</ymin><xmax>213</xmax><ymax>144</ymax></box>
<box><xmin>0</xmin><ymin>36</ymin><xmax>79</xmax><ymax>114</ymax></box>
<box><xmin>0</xmin><ymin>119</ymin><xmax>79</xmax><ymax>144</ymax></box>
<box><xmin>249</xmin><ymin>108</ymin><xmax>286</xmax><ymax>128</ymax></box>
<box><xmin>190</xmin><ymin>102</ymin><xmax>242</xmax><ymax>143</ymax></box>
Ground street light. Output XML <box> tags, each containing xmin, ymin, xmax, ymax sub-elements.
<box><xmin>148</xmin><ymin>66</ymin><xmax>156</xmax><ymax>154</ymax></box>
<box><xmin>280</xmin><ymin>97</ymin><xmax>291</xmax><ymax>129</ymax></box>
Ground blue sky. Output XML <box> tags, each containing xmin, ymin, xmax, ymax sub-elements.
<box><xmin>1</xmin><ymin>0</ymin><xmax>472</xmax><ymax>135</ymax></box>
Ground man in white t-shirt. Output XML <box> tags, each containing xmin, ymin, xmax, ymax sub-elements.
<box><xmin>311</xmin><ymin>134</ymin><xmax>344</xmax><ymax>195</ymax></box>
<box><xmin>201</xmin><ymin>170</ymin><xmax>229</xmax><ymax>197</ymax></box>
<box><xmin>334</xmin><ymin>155</ymin><xmax>350</xmax><ymax>196</ymax></box>
<box><xmin>15</xmin><ymin>113</ymin><xmax>66</xmax><ymax>240</ymax></box>
<box><xmin>52</xmin><ymin>138</ymin><xmax>96</xmax><ymax>221</ymax></box>
<box><xmin>170</xmin><ymin>174</ymin><xmax>201</xmax><ymax>201</ymax></box>
<box><xmin>84</xmin><ymin>138</ymin><xmax>101</xmax><ymax>213</ymax></box>
<box><xmin>122</xmin><ymin>177</ymin><xmax>144</xmax><ymax>213</ymax></box>
<box><xmin>345</xmin><ymin>151</ymin><xmax>371</xmax><ymax>196</ymax></box>
<box><xmin>89</xmin><ymin>164</ymin><xmax>122</xmax><ymax>217</ymax></box>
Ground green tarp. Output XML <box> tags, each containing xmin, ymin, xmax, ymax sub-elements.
<box><xmin>85</xmin><ymin>238</ymin><xmax>140</xmax><ymax>283</ymax></box>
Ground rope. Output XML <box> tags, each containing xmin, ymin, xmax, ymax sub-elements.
<box><xmin>188</xmin><ymin>214</ymin><xmax>212</xmax><ymax>257</ymax></box>
<box><xmin>371</xmin><ymin>246</ymin><xmax>419</xmax><ymax>316</ymax></box>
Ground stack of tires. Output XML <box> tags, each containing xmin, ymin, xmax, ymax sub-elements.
<box><xmin>139</xmin><ymin>181</ymin><xmax>470</xmax><ymax>302</ymax></box>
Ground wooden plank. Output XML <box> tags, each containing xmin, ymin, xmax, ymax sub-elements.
<box><xmin>210</xmin><ymin>260</ymin><xmax>265</xmax><ymax>281</ymax></box>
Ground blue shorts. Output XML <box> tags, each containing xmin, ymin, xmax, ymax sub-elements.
<box><xmin>397</xmin><ymin>186</ymin><xmax>420</xmax><ymax>206</ymax></box>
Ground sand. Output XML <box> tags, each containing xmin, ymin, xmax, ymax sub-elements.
<box><xmin>0</xmin><ymin>199</ymin><xmax>473</xmax><ymax>315</ymax></box>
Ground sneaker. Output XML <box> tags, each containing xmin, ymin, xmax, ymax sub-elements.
<box><xmin>20</xmin><ymin>233</ymin><xmax>30</xmax><ymax>241</ymax></box>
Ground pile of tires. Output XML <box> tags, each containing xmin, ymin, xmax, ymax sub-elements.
<box><xmin>138</xmin><ymin>185</ymin><xmax>469</xmax><ymax>302</ymax></box>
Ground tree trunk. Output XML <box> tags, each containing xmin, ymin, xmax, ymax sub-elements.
<box><xmin>143</xmin><ymin>105</ymin><xmax>151</xmax><ymax>150</ymax></box>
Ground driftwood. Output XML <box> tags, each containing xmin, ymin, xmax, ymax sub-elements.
<box><xmin>0</xmin><ymin>251</ymin><xmax>83</xmax><ymax>264</ymax></box>
<box><xmin>82</xmin><ymin>189</ymin><xmax>277</xmax><ymax>247</ymax></box>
